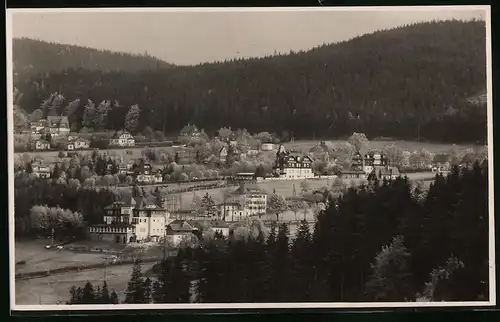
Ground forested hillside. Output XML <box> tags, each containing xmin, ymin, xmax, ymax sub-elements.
<box><xmin>13</xmin><ymin>19</ymin><xmax>487</xmax><ymax>143</ymax></box>
<box><xmin>12</xmin><ymin>38</ymin><xmax>173</xmax><ymax>80</ymax></box>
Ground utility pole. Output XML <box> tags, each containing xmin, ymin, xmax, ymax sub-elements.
<box><xmin>51</xmin><ymin>228</ymin><xmax>55</xmax><ymax>246</ymax></box>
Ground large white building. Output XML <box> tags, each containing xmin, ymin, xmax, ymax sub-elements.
<box><xmin>88</xmin><ymin>196</ymin><xmax>170</xmax><ymax>244</ymax></box>
<box><xmin>220</xmin><ymin>182</ymin><xmax>268</xmax><ymax>221</ymax></box>
<box><xmin>273</xmin><ymin>145</ymin><xmax>314</xmax><ymax>180</ymax></box>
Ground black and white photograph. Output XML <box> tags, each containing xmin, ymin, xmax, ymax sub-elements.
<box><xmin>7</xmin><ymin>6</ymin><xmax>494</xmax><ymax>311</ymax></box>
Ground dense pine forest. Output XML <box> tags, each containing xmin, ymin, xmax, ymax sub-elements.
<box><xmin>12</xmin><ymin>37</ymin><xmax>173</xmax><ymax>81</ymax></box>
<box><xmin>14</xmin><ymin>19</ymin><xmax>487</xmax><ymax>143</ymax></box>
<box><xmin>67</xmin><ymin>164</ymin><xmax>490</xmax><ymax>304</ymax></box>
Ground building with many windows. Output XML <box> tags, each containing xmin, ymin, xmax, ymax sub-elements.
<box><xmin>273</xmin><ymin>145</ymin><xmax>314</xmax><ymax>180</ymax></box>
<box><xmin>88</xmin><ymin>196</ymin><xmax>170</xmax><ymax>244</ymax></box>
<box><xmin>109</xmin><ymin>130</ymin><xmax>135</xmax><ymax>147</ymax></box>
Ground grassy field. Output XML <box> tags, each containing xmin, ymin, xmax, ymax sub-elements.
<box><xmin>282</xmin><ymin>140</ymin><xmax>485</xmax><ymax>154</ymax></box>
<box><xmin>176</xmin><ymin>172</ymin><xmax>436</xmax><ymax>210</ymax></box>
<box><xmin>15</xmin><ymin>262</ymin><xmax>156</xmax><ymax>305</ymax></box>
<box><xmin>15</xmin><ymin>240</ymin><xmax>112</xmax><ymax>275</ymax></box>
<box><xmin>15</xmin><ymin>139</ymin><xmax>486</xmax><ymax>163</ymax></box>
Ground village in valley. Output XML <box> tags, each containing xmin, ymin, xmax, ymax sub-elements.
<box><xmin>14</xmin><ymin>106</ymin><xmax>488</xmax><ymax>250</ymax></box>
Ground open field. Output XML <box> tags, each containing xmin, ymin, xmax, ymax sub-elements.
<box><xmin>176</xmin><ymin>172</ymin><xmax>437</xmax><ymax>210</ymax></box>
<box><xmin>15</xmin><ymin>262</ymin><xmax>156</xmax><ymax>305</ymax></box>
<box><xmin>14</xmin><ymin>139</ymin><xmax>486</xmax><ymax>163</ymax></box>
<box><xmin>15</xmin><ymin>240</ymin><xmax>114</xmax><ymax>275</ymax></box>
<box><xmin>14</xmin><ymin>145</ymin><xmax>183</xmax><ymax>164</ymax></box>
<box><xmin>282</xmin><ymin>140</ymin><xmax>486</xmax><ymax>154</ymax></box>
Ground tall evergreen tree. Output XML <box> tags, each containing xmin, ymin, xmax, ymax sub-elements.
<box><xmin>365</xmin><ymin>236</ymin><xmax>413</xmax><ymax>302</ymax></box>
<box><xmin>124</xmin><ymin>260</ymin><xmax>151</xmax><ymax>304</ymax></box>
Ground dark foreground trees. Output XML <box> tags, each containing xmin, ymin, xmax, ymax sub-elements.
<box><xmin>68</xmin><ymin>163</ymin><xmax>489</xmax><ymax>304</ymax></box>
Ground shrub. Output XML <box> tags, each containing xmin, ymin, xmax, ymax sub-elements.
<box><xmin>58</xmin><ymin>151</ymin><xmax>66</xmax><ymax>158</ymax></box>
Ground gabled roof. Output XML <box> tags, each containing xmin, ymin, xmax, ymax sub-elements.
<box><xmin>370</xmin><ymin>166</ymin><xmax>400</xmax><ymax>178</ymax></box>
<box><xmin>433</xmin><ymin>154</ymin><xmax>452</xmax><ymax>163</ymax></box>
<box><xmin>36</xmin><ymin>139</ymin><xmax>50</xmax><ymax>145</ymax></box>
<box><xmin>180</xmin><ymin>124</ymin><xmax>200</xmax><ymax>135</ymax></box>
<box><xmin>112</xmin><ymin>130</ymin><xmax>133</xmax><ymax>139</ymax></box>
<box><xmin>284</xmin><ymin>154</ymin><xmax>313</xmax><ymax>163</ymax></box>
<box><xmin>461</xmin><ymin>153</ymin><xmax>477</xmax><ymax>164</ymax></box>
<box><xmin>47</xmin><ymin>115</ymin><xmax>69</xmax><ymax>125</ymax></box>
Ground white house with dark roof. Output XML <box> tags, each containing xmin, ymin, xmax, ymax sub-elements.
<box><xmin>72</xmin><ymin>137</ymin><xmax>90</xmax><ymax>150</ymax></box>
<box><xmin>166</xmin><ymin>220</ymin><xmax>195</xmax><ymax>246</ymax></box>
<box><xmin>109</xmin><ymin>130</ymin><xmax>135</xmax><ymax>147</ymax></box>
<box><xmin>47</xmin><ymin>116</ymin><xmax>70</xmax><ymax>137</ymax></box>
<box><xmin>32</xmin><ymin>161</ymin><xmax>51</xmax><ymax>179</ymax></box>
<box><xmin>227</xmin><ymin>182</ymin><xmax>268</xmax><ymax>217</ymax></box>
<box><xmin>367</xmin><ymin>165</ymin><xmax>401</xmax><ymax>182</ymax></box>
<box><xmin>273</xmin><ymin>144</ymin><xmax>314</xmax><ymax>180</ymax></box>
<box><xmin>34</xmin><ymin>139</ymin><xmax>51</xmax><ymax>150</ymax></box>
<box><xmin>432</xmin><ymin>154</ymin><xmax>452</xmax><ymax>173</ymax></box>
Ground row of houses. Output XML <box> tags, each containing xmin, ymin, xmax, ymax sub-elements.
<box><xmin>86</xmin><ymin>183</ymin><xmax>266</xmax><ymax>247</ymax></box>
<box><xmin>31</xmin><ymin>129</ymin><xmax>136</xmax><ymax>151</ymax></box>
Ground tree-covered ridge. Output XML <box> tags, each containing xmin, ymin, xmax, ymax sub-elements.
<box><xmin>12</xmin><ymin>37</ymin><xmax>174</xmax><ymax>80</ymax></box>
<box><xmin>14</xmin><ymin>19</ymin><xmax>487</xmax><ymax>143</ymax></box>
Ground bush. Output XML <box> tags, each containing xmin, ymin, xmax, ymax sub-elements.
<box><xmin>58</xmin><ymin>151</ymin><xmax>66</xmax><ymax>158</ymax></box>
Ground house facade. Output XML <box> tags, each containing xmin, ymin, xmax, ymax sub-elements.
<box><xmin>30</xmin><ymin>119</ymin><xmax>47</xmax><ymax>133</ymax></box>
<box><xmin>179</xmin><ymin>124</ymin><xmax>202</xmax><ymax>141</ymax></box>
<box><xmin>34</xmin><ymin>140</ymin><xmax>51</xmax><ymax>150</ymax></box>
<box><xmin>219</xmin><ymin>146</ymin><xmax>228</xmax><ymax>164</ymax></box>
<box><xmin>88</xmin><ymin>196</ymin><xmax>170</xmax><ymax>244</ymax></box>
<box><xmin>261</xmin><ymin>143</ymin><xmax>274</xmax><ymax>151</ymax></box>
<box><xmin>109</xmin><ymin>131</ymin><xmax>135</xmax><ymax>147</ymax></box>
<box><xmin>367</xmin><ymin>165</ymin><xmax>401</xmax><ymax>182</ymax></box>
<box><xmin>32</xmin><ymin>162</ymin><xmax>51</xmax><ymax>178</ymax></box>
<box><xmin>273</xmin><ymin>148</ymin><xmax>314</xmax><ymax>180</ymax></box>
<box><xmin>351</xmin><ymin>151</ymin><xmax>388</xmax><ymax>175</ymax></box>
<box><xmin>47</xmin><ymin>116</ymin><xmax>70</xmax><ymax>137</ymax></box>
<box><xmin>73</xmin><ymin>138</ymin><xmax>90</xmax><ymax>150</ymax></box>
<box><xmin>166</xmin><ymin>220</ymin><xmax>195</xmax><ymax>247</ymax></box>
<box><xmin>225</xmin><ymin>182</ymin><xmax>268</xmax><ymax>218</ymax></box>
<box><xmin>88</xmin><ymin>224</ymin><xmax>135</xmax><ymax>245</ymax></box>
<box><xmin>219</xmin><ymin>202</ymin><xmax>248</xmax><ymax>222</ymax></box>
<box><xmin>135</xmin><ymin>163</ymin><xmax>154</xmax><ymax>184</ymax></box>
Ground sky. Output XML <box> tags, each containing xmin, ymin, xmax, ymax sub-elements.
<box><xmin>9</xmin><ymin>7</ymin><xmax>487</xmax><ymax>66</ymax></box>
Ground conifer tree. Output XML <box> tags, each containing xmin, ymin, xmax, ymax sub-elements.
<box><xmin>81</xmin><ymin>282</ymin><xmax>97</xmax><ymax>304</ymax></box>
<box><xmin>124</xmin><ymin>260</ymin><xmax>151</xmax><ymax>304</ymax></box>
<box><xmin>365</xmin><ymin>236</ymin><xmax>413</xmax><ymax>302</ymax></box>
<box><xmin>125</xmin><ymin>104</ymin><xmax>141</xmax><ymax>133</ymax></box>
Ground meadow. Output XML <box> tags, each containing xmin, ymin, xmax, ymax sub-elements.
<box><xmin>14</xmin><ymin>138</ymin><xmax>486</xmax><ymax>164</ymax></box>
<box><xmin>14</xmin><ymin>240</ymin><xmax>113</xmax><ymax>275</ymax></box>
<box><xmin>15</xmin><ymin>262</ymin><xmax>156</xmax><ymax>305</ymax></box>
<box><xmin>283</xmin><ymin>139</ymin><xmax>486</xmax><ymax>154</ymax></box>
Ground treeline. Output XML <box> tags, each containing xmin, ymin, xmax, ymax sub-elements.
<box><xmin>12</xmin><ymin>37</ymin><xmax>173</xmax><ymax>81</ymax></box>
<box><xmin>14</xmin><ymin>20</ymin><xmax>487</xmax><ymax>143</ymax></box>
<box><xmin>69</xmin><ymin>163</ymin><xmax>489</xmax><ymax>303</ymax></box>
<box><xmin>14</xmin><ymin>176</ymin><xmax>115</xmax><ymax>237</ymax></box>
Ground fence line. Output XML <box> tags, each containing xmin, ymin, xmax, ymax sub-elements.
<box><xmin>15</xmin><ymin>256</ymin><xmax>159</xmax><ymax>281</ymax></box>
